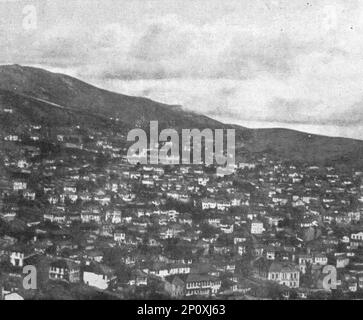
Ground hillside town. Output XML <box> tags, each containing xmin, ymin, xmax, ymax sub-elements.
<box><xmin>1</xmin><ymin>105</ymin><xmax>363</xmax><ymax>300</ymax></box>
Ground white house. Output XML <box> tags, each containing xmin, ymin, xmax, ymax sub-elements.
<box><xmin>351</xmin><ymin>232</ymin><xmax>363</xmax><ymax>241</ymax></box>
<box><xmin>13</xmin><ymin>181</ymin><xmax>27</xmax><ymax>191</ymax></box>
<box><xmin>4</xmin><ymin>293</ymin><xmax>24</xmax><ymax>300</ymax></box>
<box><xmin>83</xmin><ymin>266</ymin><xmax>116</xmax><ymax>290</ymax></box>
<box><xmin>251</xmin><ymin>221</ymin><xmax>264</xmax><ymax>235</ymax></box>
<box><xmin>10</xmin><ymin>249</ymin><xmax>34</xmax><ymax>267</ymax></box>
<box><xmin>114</xmin><ymin>232</ymin><xmax>126</xmax><ymax>243</ymax></box>
<box><xmin>201</xmin><ymin>199</ymin><xmax>217</xmax><ymax>210</ymax></box>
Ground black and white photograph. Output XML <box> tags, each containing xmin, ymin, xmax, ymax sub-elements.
<box><xmin>0</xmin><ymin>0</ymin><xmax>363</xmax><ymax>305</ymax></box>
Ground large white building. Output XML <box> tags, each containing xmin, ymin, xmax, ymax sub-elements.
<box><xmin>83</xmin><ymin>264</ymin><xmax>116</xmax><ymax>290</ymax></box>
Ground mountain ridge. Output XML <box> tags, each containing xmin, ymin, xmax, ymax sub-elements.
<box><xmin>0</xmin><ymin>64</ymin><xmax>223</xmax><ymax>129</ymax></box>
<box><xmin>1</xmin><ymin>64</ymin><xmax>363</xmax><ymax>167</ymax></box>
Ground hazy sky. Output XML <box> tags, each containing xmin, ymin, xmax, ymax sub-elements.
<box><xmin>2</xmin><ymin>0</ymin><xmax>363</xmax><ymax>139</ymax></box>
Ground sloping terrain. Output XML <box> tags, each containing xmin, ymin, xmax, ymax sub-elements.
<box><xmin>1</xmin><ymin>64</ymin><xmax>363</xmax><ymax>167</ymax></box>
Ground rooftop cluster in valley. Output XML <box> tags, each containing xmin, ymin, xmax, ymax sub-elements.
<box><xmin>0</xmin><ymin>104</ymin><xmax>363</xmax><ymax>300</ymax></box>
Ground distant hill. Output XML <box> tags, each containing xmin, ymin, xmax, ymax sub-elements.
<box><xmin>0</xmin><ymin>64</ymin><xmax>220</xmax><ymax>129</ymax></box>
<box><xmin>1</xmin><ymin>64</ymin><xmax>363</xmax><ymax>167</ymax></box>
<box><xmin>240</xmin><ymin>127</ymin><xmax>363</xmax><ymax>166</ymax></box>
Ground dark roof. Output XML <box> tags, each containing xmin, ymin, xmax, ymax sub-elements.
<box><xmin>186</xmin><ymin>274</ymin><xmax>219</xmax><ymax>283</ymax></box>
<box><xmin>91</xmin><ymin>263</ymin><xmax>115</xmax><ymax>275</ymax></box>
<box><xmin>50</xmin><ymin>259</ymin><xmax>79</xmax><ymax>270</ymax></box>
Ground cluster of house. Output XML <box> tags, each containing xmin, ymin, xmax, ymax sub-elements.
<box><xmin>1</xmin><ymin>111</ymin><xmax>363</xmax><ymax>299</ymax></box>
